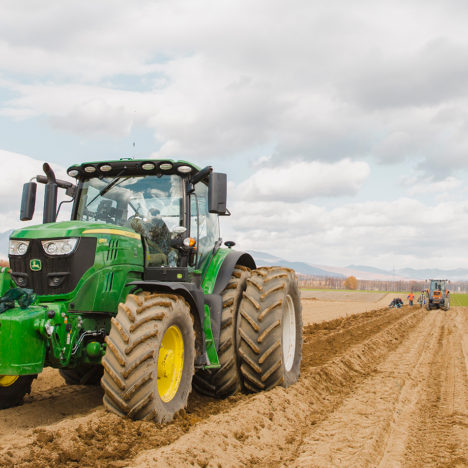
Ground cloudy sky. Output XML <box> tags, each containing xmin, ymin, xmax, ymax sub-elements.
<box><xmin>1</xmin><ymin>0</ymin><xmax>468</xmax><ymax>269</ymax></box>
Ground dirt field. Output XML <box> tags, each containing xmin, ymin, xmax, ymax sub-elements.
<box><xmin>1</xmin><ymin>296</ymin><xmax>467</xmax><ymax>467</ymax></box>
<box><xmin>301</xmin><ymin>289</ymin><xmax>398</xmax><ymax>323</ymax></box>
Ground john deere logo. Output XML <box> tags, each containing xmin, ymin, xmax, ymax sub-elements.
<box><xmin>30</xmin><ymin>259</ymin><xmax>42</xmax><ymax>271</ymax></box>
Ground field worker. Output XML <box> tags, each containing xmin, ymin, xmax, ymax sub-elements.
<box><xmin>408</xmin><ymin>291</ymin><xmax>414</xmax><ymax>306</ymax></box>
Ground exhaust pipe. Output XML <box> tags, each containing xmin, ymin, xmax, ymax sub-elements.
<box><xmin>42</xmin><ymin>163</ymin><xmax>57</xmax><ymax>224</ymax></box>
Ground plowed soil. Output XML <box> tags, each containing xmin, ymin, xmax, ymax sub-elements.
<box><xmin>1</xmin><ymin>301</ymin><xmax>467</xmax><ymax>467</ymax></box>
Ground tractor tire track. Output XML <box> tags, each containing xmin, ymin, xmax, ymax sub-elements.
<box><xmin>289</xmin><ymin>308</ymin><xmax>468</xmax><ymax>468</ymax></box>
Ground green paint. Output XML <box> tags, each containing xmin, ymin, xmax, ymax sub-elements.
<box><xmin>12</xmin><ymin>221</ymin><xmax>144</xmax><ymax>312</ymax></box>
<box><xmin>197</xmin><ymin>248</ymin><xmax>232</xmax><ymax>369</ymax></box>
<box><xmin>201</xmin><ymin>248</ymin><xmax>231</xmax><ymax>295</ymax></box>
<box><xmin>203</xmin><ymin>304</ymin><xmax>219</xmax><ymax>367</ymax></box>
<box><xmin>86</xmin><ymin>341</ymin><xmax>102</xmax><ymax>358</ymax></box>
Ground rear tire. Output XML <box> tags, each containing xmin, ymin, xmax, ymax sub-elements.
<box><xmin>0</xmin><ymin>375</ymin><xmax>36</xmax><ymax>409</ymax></box>
<box><xmin>101</xmin><ymin>293</ymin><xmax>195</xmax><ymax>422</ymax></box>
<box><xmin>59</xmin><ymin>365</ymin><xmax>103</xmax><ymax>385</ymax></box>
<box><xmin>237</xmin><ymin>267</ymin><xmax>302</xmax><ymax>392</ymax></box>
<box><xmin>193</xmin><ymin>265</ymin><xmax>250</xmax><ymax>398</ymax></box>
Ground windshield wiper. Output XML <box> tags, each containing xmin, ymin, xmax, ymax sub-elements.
<box><xmin>86</xmin><ymin>170</ymin><xmax>126</xmax><ymax>208</ymax></box>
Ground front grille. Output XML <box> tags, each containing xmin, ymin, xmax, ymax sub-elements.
<box><xmin>9</xmin><ymin>237</ymin><xmax>97</xmax><ymax>295</ymax></box>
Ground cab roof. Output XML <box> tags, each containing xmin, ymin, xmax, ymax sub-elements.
<box><xmin>66</xmin><ymin>158</ymin><xmax>202</xmax><ymax>180</ymax></box>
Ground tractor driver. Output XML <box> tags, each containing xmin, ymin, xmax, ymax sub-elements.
<box><xmin>128</xmin><ymin>208</ymin><xmax>172</xmax><ymax>266</ymax></box>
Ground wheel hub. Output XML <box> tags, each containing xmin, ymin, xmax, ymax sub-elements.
<box><xmin>157</xmin><ymin>325</ymin><xmax>184</xmax><ymax>403</ymax></box>
<box><xmin>282</xmin><ymin>295</ymin><xmax>296</xmax><ymax>372</ymax></box>
<box><xmin>0</xmin><ymin>375</ymin><xmax>19</xmax><ymax>387</ymax></box>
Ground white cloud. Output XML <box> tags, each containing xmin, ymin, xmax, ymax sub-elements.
<box><xmin>236</xmin><ymin>159</ymin><xmax>370</xmax><ymax>202</ymax></box>
<box><xmin>401</xmin><ymin>174</ymin><xmax>463</xmax><ymax>197</ymax></box>
<box><xmin>1</xmin><ymin>1</ymin><xmax>468</xmax><ymax>170</ymax></box>
<box><xmin>0</xmin><ymin>150</ymin><xmax>71</xmax><ymax>231</ymax></box>
<box><xmin>223</xmin><ymin>195</ymin><xmax>468</xmax><ymax>269</ymax></box>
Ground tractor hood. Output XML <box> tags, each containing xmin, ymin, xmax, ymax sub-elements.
<box><xmin>8</xmin><ymin>220</ymin><xmax>144</xmax><ymax>304</ymax></box>
<box><xmin>10</xmin><ymin>220</ymin><xmax>140</xmax><ymax>240</ymax></box>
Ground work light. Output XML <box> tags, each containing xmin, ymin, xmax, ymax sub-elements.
<box><xmin>41</xmin><ymin>238</ymin><xmax>78</xmax><ymax>255</ymax></box>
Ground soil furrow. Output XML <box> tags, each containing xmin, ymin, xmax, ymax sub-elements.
<box><xmin>401</xmin><ymin>308</ymin><xmax>468</xmax><ymax>467</ymax></box>
<box><xmin>131</xmin><ymin>309</ymin><xmax>424</xmax><ymax>467</ymax></box>
<box><xmin>290</xmin><ymin>309</ymin><xmax>441</xmax><ymax>467</ymax></box>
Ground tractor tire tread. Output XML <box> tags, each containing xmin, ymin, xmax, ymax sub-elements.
<box><xmin>102</xmin><ymin>293</ymin><xmax>195</xmax><ymax>422</ymax></box>
<box><xmin>236</xmin><ymin>266</ymin><xmax>302</xmax><ymax>393</ymax></box>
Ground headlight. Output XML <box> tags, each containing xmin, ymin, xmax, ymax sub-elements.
<box><xmin>41</xmin><ymin>238</ymin><xmax>78</xmax><ymax>256</ymax></box>
<box><xmin>9</xmin><ymin>240</ymin><xmax>30</xmax><ymax>255</ymax></box>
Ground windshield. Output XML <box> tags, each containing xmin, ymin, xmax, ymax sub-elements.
<box><xmin>75</xmin><ymin>175</ymin><xmax>183</xmax><ymax>230</ymax></box>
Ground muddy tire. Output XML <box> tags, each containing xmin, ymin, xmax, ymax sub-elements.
<box><xmin>59</xmin><ymin>365</ymin><xmax>103</xmax><ymax>385</ymax></box>
<box><xmin>0</xmin><ymin>375</ymin><xmax>36</xmax><ymax>409</ymax></box>
<box><xmin>237</xmin><ymin>267</ymin><xmax>302</xmax><ymax>392</ymax></box>
<box><xmin>101</xmin><ymin>293</ymin><xmax>195</xmax><ymax>422</ymax></box>
<box><xmin>193</xmin><ymin>265</ymin><xmax>251</xmax><ymax>398</ymax></box>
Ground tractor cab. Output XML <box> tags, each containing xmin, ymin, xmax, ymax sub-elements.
<box><xmin>69</xmin><ymin>160</ymin><xmax>223</xmax><ymax>274</ymax></box>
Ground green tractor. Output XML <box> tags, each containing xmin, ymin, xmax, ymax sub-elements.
<box><xmin>0</xmin><ymin>159</ymin><xmax>302</xmax><ymax>422</ymax></box>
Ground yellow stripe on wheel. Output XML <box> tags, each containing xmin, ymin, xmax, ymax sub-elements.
<box><xmin>0</xmin><ymin>375</ymin><xmax>19</xmax><ymax>387</ymax></box>
<box><xmin>157</xmin><ymin>325</ymin><xmax>184</xmax><ymax>403</ymax></box>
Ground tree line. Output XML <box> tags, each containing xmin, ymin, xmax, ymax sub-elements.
<box><xmin>298</xmin><ymin>274</ymin><xmax>468</xmax><ymax>293</ymax></box>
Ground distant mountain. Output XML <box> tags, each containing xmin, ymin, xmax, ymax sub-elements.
<box><xmin>396</xmin><ymin>267</ymin><xmax>468</xmax><ymax>281</ymax></box>
<box><xmin>348</xmin><ymin>264</ymin><xmax>468</xmax><ymax>281</ymax></box>
<box><xmin>249</xmin><ymin>251</ymin><xmax>345</xmax><ymax>278</ymax></box>
<box><xmin>314</xmin><ymin>264</ymin><xmax>406</xmax><ymax>281</ymax></box>
<box><xmin>250</xmin><ymin>254</ymin><xmax>468</xmax><ymax>281</ymax></box>
<box><xmin>347</xmin><ymin>264</ymin><xmax>397</xmax><ymax>276</ymax></box>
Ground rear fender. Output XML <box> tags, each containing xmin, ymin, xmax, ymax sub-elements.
<box><xmin>201</xmin><ymin>249</ymin><xmax>255</xmax><ymax>358</ymax></box>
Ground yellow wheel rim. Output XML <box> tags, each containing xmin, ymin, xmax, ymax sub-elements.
<box><xmin>0</xmin><ymin>375</ymin><xmax>19</xmax><ymax>387</ymax></box>
<box><xmin>157</xmin><ymin>325</ymin><xmax>184</xmax><ymax>403</ymax></box>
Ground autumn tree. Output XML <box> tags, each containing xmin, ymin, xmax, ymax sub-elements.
<box><xmin>344</xmin><ymin>275</ymin><xmax>358</xmax><ymax>290</ymax></box>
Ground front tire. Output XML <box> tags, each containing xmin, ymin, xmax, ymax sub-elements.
<box><xmin>0</xmin><ymin>375</ymin><xmax>36</xmax><ymax>409</ymax></box>
<box><xmin>237</xmin><ymin>267</ymin><xmax>302</xmax><ymax>392</ymax></box>
<box><xmin>101</xmin><ymin>293</ymin><xmax>195</xmax><ymax>422</ymax></box>
<box><xmin>193</xmin><ymin>265</ymin><xmax>250</xmax><ymax>398</ymax></box>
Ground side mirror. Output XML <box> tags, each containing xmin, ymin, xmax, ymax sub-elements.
<box><xmin>208</xmin><ymin>173</ymin><xmax>227</xmax><ymax>214</ymax></box>
<box><xmin>20</xmin><ymin>182</ymin><xmax>37</xmax><ymax>221</ymax></box>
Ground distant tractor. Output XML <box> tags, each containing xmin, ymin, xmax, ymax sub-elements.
<box><xmin>425</xmin><ymin>279</ymin><xmax>450</xmax><ymax>311</ymax></box>
<box><xmin>0</xmin><ymin>159</ymin><xmax>303</xmax><ymax>421</ymax></box>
